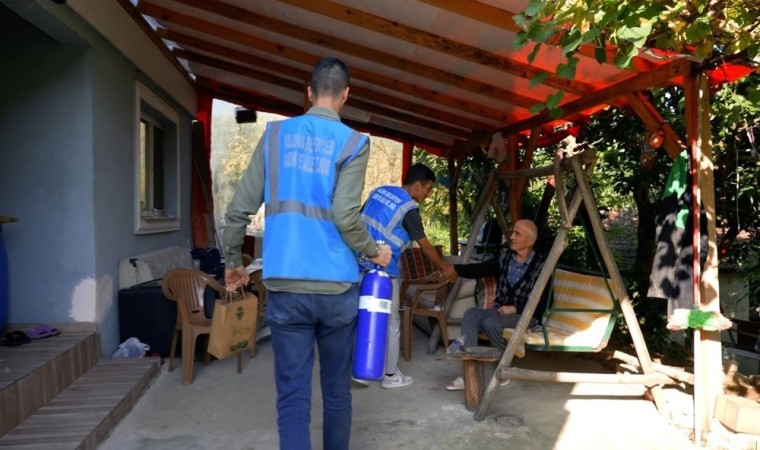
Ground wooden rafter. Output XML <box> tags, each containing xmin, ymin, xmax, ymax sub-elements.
<box><xmin>157</xmin><ymin>29</ymin><xmax>512</xmax><ymax>125</ymax></box>
<box><xmin>113</xmin><ymin>0</ymin><xmax>194</xmax><ymax>86</ymax></box>
<box><xmin>499</xmin><ymin>58</ymin><xmax>694</xmax><ymax>135</ymax></box>
<box><xmin>164</xmin><ymin>33</ymin><xmax>492</xmax><ymax>132</ymax></box>
<box><xmin>417</xmin><ymin>0</ymin><xmax>659</xmax><ymax>73</ymax></box>
<box><xmin>626</xmin><ymin>91</ymin><xmax>685</xmax><ymax>160</ymax></box>
<box><xmin>176</xmin><ymin>49</ymin><xmax>475</xmax><ymax>139</ymax></box>
<box><xmin>278</xmin><ymin>0</ymin><xmax>595</xmax><ymax>96</ymax></box>
<box><xmin>141</xmin><ymin>0</ymin><xmax>541</xmax><ymax>111</ymax></box>
<box><xmin>196</xmin><ymin>77</ymin><xmax>303</xmax><ymax>117</ymax></box>
<box><xmin>196</xmin><ymin>77</ymin><xmax>455</xmax><ymax>149</ymax></box>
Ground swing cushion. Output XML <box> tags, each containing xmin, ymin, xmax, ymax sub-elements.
<box><xmin>503</xmin><ymin>268</ymin><xmax>618</xmax><ymax>352</ymax></box>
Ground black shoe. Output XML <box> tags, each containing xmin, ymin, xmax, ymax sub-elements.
<box><xmin>1</xmin><ymin>330</ymin><xmax>31</xmax><ymax>347</ymax></box>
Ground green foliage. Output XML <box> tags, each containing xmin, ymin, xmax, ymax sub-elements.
<box><xmin>413</xmin><ymin>148</ymin><xmax>500</xmax><ymax>250</ymax></box>
<box><xmin>513</xmin><ymin>0</ymin><xmax>760</xmax><ymax>113</ymax></box>
<box><xmin>711</xmin><ymin>75</ymin><xmax>760</xmax><ymax>309</ymax></box>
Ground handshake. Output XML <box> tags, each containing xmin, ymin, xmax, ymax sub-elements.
<box><xmin>440</xmin><ymin>263</ymin><xmax>457</xmax><ymax>282</ymax></box>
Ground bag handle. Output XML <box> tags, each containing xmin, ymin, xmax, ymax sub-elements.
<box><xmin>221</xmin><ymin>287</ymin><xmax>247</xmax><ymax>304</ymax></box>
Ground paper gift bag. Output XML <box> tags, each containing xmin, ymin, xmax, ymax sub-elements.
<box><xmin>208</xmin><ymin>290</ymin><xmax>259</xmax><ymax>360</ymax></box>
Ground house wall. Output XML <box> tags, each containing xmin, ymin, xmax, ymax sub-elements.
<box><xmin>0</xmin><ymin>10</ymin><xmax>97</xmax><ymax>328</ymax></box>
<box><xmin>0</xmin><ymin>3</ymin><xmax>195</xmax><ymax>355</ymax></box>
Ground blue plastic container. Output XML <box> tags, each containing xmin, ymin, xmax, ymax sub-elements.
<box><xmin>0</xmin><ymin>226</ymin><xmax>8</xmax><ymax>337</ymax></box>
<box><xmin>352</xmin><ymin>269</ymin><xmax>393</xmax><ymax>381</ymax></box>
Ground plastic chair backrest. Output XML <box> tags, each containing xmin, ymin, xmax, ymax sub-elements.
<box><xmin>162</xmin><ymin>268</ymin><xmax>225</xmax><ymax>326</ymax></box>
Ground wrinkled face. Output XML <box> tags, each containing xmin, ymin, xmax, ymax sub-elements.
<box><xmin>411</xmin><ymin>180</ymin><xmax>434</xmax><ymax>203</ymax></box>
<box><xmin>509</xmin><ymin>221</ymin><xmax>535</xmax><ymax>254</ymax></box>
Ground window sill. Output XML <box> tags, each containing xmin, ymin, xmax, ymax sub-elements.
<box><xmin>135</xmin><ymin>216</ymin><xmax>180</xmax><ymax>234</ymax></box>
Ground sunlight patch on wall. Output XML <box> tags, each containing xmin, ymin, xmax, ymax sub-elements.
<box><xmin>69</xmin><ymin>275</ymin><xmax>114</xmax><ymax>323</ymax></box>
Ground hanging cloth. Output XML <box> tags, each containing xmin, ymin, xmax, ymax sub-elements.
<box><xmin>647</xmin><ymin>151</ymin><xmax>707</xmax><ymax>316</ymax></box>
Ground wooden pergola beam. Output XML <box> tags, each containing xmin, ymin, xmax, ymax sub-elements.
<box><xmin>144</xmin><ymin>0</ymin><xmax>540</xmax><ymax>112</ymax></box>
<box><xmin>197</xmin><ymin>77</ymin><xmax>453</xmax><ymax>149</ymax></box>
<box><xmin>626</xmin><ymin>91</ymin><xmax>685</xmax><ymax>160</ymax></box>
<box><xmin>417</xmin><ymin>0</ymin><xmax>659</xmax><ymax>73</ymax></box>
<box><xmin>157</xmin><ymin>29</ymin><xmax>511</xmax><ymax>125</ymax></box>
<box><xmin>278</xmin><ymin>0</ymin><xmax>595</xmax><ymax>97</ymax></box>
<box><xmin>177</xmin><ymin>49</ymin><xmax>472</xmax><ymax>139</ymax></box>
<box><xmin>685</xmin><ymin>71</ymin><xmax>723</xmax><ymax>443</ymax></box>
<box><xmin>114</xmin><ymin>0</ymin><xmax>195</xmax><ymax>86</ymax></box>
<box><xmin>498</xmin><ymin>58</ymin><xmax>694</xmax><ymax>135</ymax></box>
<box><xmin>196</xmin><ymin>77</ymin><xmax>303</xmax><ymax>117</ymax></box>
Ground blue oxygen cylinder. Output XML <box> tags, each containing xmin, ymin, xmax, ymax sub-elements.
<box><xmin>352</xmin><ymin>267</ymin><xmax>393</xmax><ymax>381</ymax></box>
<box><xmin>0</xmin><ymin>218</ymin><xmax>15</xmax><ymax>337</ymax></box>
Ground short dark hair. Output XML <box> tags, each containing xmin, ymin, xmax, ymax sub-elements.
<box><xmin>310</xmin><ymin>58</ymin><xmax>350</xmax><ymax>99</ymax></box>
<box><xmin>403</xmin><ymin>163</ymin><xmax>436</xmax><ymax>186</ymax></box>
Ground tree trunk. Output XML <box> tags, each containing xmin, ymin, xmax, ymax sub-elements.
<box><xmin>633</xmin><ymin>164</ymin><xmax>657</xmax><ymax>295</ymax></box>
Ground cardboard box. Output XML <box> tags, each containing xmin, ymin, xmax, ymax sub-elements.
<box><xmin>715</xmin><ymin>395</ymin><xmax>760</xmax><ymax>435</ymax></box>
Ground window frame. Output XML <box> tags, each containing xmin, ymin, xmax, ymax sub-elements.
<box><xmin>134</xmin><ymin>82</ymin><xmax>181</xmax><ymax>234</ymax></box>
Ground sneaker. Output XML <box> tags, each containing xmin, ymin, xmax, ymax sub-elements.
<box><xmin>446</xmin><ymin>376</ymin><xmax>464</xmax><ymax>391</ymax></box>
<box><xmin>380</xmin><ymin>368</ymin><xmax>414</xmax><ymax>389</ymax></box>
<box><xmin>351</xmin><ymin>376</ymin><xmax>370</xmax><ymax>387</ymax></box>
<box><xmin>447</xmin><ymin>336</ymin><xmax>466</xmax><ymax>353</ymax></box>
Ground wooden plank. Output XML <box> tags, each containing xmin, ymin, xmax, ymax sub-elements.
<box><xmin>0</xmin><ymin>359</ymin><xmax>159</xmax><ymax>449</ymax></box>
<box><xmin>447</xmin><ymin>156</ymin><xmax>460</xmax><ymax>256</ymax></box>
<box><xmin>157</xmin><ymin>28</ymin><xmax>511</xmax><ymax>124</ymax></box>
<box><xmin>612</xmin><ymin>350</ymin><xmax>694</xmax><ymax>385</ymax></box>
<box><xmin>494</xmin><ymin>147</ymin><xmax>593</xmax><ymax>182</ymax></box>
<box><xmin>499</xmin><ymin>367</ymin><xmax>676</xmax><ymax>386</ymax></box>
<box><xmin>569</xmin><ymin>156</ymin><xmax>671</xmax><ymax>420</ymax></box>
<box><xmin>436</xmin><ymin>346</ymin><xmax>501</xmax><ymax>362</ymax></box>
<box><xmin>475</xmin><ymin>189</ymin><xmax>584</xmax><ymax>421</ymax></box>
<box><xmin>140</xmin><ymin>0</ymin><xmax>534</xmax><ymax>113</ymax></box>
<box><xmin>686</xmin><ymin>71</ymin><xmax>724</xmax><ymax>441</ymax></box>
<box><xmin>498</xmin><ymin>58</ymin><xmax>694</xmax><ymax>135</ymax></box>
<box><xmin>625</xmin><ymin>92</ymin><xmax>684</xmax><ymax>160</ymax></box>
<box><xmin>278</xmin><ymin>0</ymin><xmax>595</xmax><ymax>96</ymax></box>
<box><xmin>175</xmin><ymin>48</ymin><xmax>478</xmax><ymax>137</ymax></box>
<box><xmin>0</xmin><ymin>331</ymin><xmax>100</xmax><ymax>436</ymax></box>
<box><xmin>463</xmin><ymin>359</ymin><xmax>485</xmax><ymax>411</ymax></box>
<box><xmin>511</xmin><ymin>127</ymin><xmax>541</xmax><ymax>200</ymax></box>
<box><xmin>428</xmin><ymin>173</ymin><xmax>497</xmax><ymax>353</ymax></box>
<box><xmin>416</xmin><ymin>0</ymin><xmax>658</xmax><ymax>73</ymax></box>
<box><xmin>113</xmin><ymin>0</ymin><xmax>194</xmax><ymax>87</ymax></box>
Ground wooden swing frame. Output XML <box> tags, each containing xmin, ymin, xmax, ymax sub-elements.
<box><xmin>435</xmin><ymin>143</ymin><xmax>680</xmax><ymax>421</ymax></box>
<box><xmin>419</xmin><ymin>66</ymin><xmax>726</xmax><ymax>435</ymax></box>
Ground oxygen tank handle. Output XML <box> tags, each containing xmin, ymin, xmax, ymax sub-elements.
<box><xmin>373</xmin><ymin>240</ymin><xmax>386</xmax><ymax>271</ymax></box>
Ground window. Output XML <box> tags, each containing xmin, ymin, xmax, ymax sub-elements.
<box><xmin>134</xmin><ymin>82</ymin><xmax>180</xmax><ymax>234</ymax></box>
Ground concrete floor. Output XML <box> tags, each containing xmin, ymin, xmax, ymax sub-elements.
<box><xmin>100</xmin><ymin>327</ymin><xmax>696</xmax><ymax>450</ymax></box>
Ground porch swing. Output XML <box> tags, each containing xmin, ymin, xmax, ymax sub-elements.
<box><xmin>437</xmin><ymin>140</ymin><xmax>684</xmax><ymax>421</ymax></box>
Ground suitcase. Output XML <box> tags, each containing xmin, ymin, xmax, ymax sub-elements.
<box><xmin>118</xmin><ymin>279</ymin><xmax>217</xmax><ymax>357</ymax></box>
<box><xmin>117</xmin><ymin>279</ymin><xmax>177</xmax><ymax>357</ymax></box>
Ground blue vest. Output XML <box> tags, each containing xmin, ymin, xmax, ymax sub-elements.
<box><xmin>262</xmin><ymin>115</ymin><xmax>368</xmax><ymax>283</ymax></box>
<box><xmin>361</xmin><ymin>186</ymin><xmax>417</xmax><ymax>277</ymax></box>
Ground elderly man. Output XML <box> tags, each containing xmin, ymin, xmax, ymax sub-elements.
<box><xmin>446</xmin><ymin>219</ymin><xmax>548</xmax><ymax>391</ymax></box>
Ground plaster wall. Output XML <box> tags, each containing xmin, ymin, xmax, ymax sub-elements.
<box><xmin>0</xmin><ymin>3</ymin><xmax>195</xmax><ymax>354</ymax></box>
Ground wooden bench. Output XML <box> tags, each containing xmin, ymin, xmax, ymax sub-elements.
<box><xmin>437</xmin><ymin>347</ymin><xmax>501</xmax><ymax>411</ymax></box>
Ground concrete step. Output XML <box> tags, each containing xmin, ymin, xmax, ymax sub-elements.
<box><xmin>0</xmin><ymin>358</ymin><xmax>160</xmax><ymax>449</ymax></box>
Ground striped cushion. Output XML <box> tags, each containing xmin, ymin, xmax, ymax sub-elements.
<box><xmin>503</xmin><ymin>268</ymin><xmax>617</xmax><ymax>350</ymax></box>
